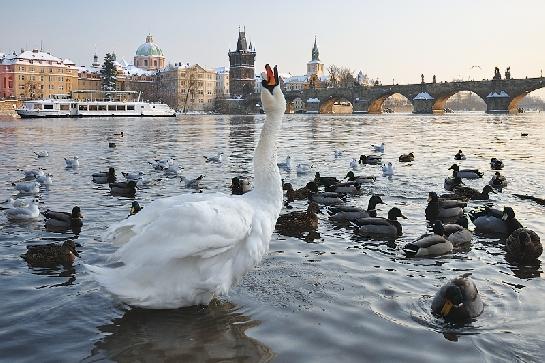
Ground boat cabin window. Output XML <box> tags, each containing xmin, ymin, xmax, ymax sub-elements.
<box><xmin>89</xmin><ymin>105</ymin><xmax>98</xmax><ymax>111</ymax></box>
<box><xmin>60</xmin><ymin>104</ymin><xmax>69</xmax><ymax>111</ymax></box>
<box><xmin>98</xmin><ymin>105</ymin><xmax>106</xmax><ymax>111</ymax></box>
<box><xmin>116</xmin><ymin>105</ymin><xmax>126</xmax><ymax>111</ymax></box>
<box><xmin>107</xmin><ymin>105</ymin><xmax>115</xmax><ymax>111</ymax></box>
<box><xmin>127</xmin><ymin>105</ymin><xmax>135</xmax><ymax>111</ymax></box>
<box><xmin>79</xmin><ymin>104</ymin><xmax>88</xmax><ymax>111</ymax></box>
<box><xmin>44</xmin><ymin>104</ymin><xmax>53</xmax><ymax>110</ymax></box>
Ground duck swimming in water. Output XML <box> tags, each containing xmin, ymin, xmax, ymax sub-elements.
<box><xmin>454</xmin><ymin>150</ymin><xmax>466</xmax><ymax>160</ymax></box>
<box><xmin>21</xmin><ymin>240</ymin><xmax>79</xmax><ymax>267</ymax></box>
<box><xmin>469</xmin><ymin>206</ymin><xmax>522</xmax><ymax>236</ymax></box>
<box><xmin>86</xmin><ymin>64</ymin><xmax>286</xmax><ymax>308</ymax></box>
<box><xmin>398</xmin><ymin>152</ymin><xmax>414</xmax><ymax>162</ymax></box>
<box><xmin>449</xmin><ymin>164</ymin><xmax>483</xmax><ymax>179</ymax></box>
<box><xmin>44</xmin><ymin>206</ymin><xmax>83</xmax><ymax>233</ymax></box>
<box><xmin>453</xmin><ymin>185</ymin><xmax>496</xmax><ymax>201</ymax></box>
<box><xmin>403</xmin><ymin>221</ymin><xmax>453</xmax><ymax>257</ymax></box>
<box><xmin>431</xmin><ymin>273</ymin><xmax>483</xmax><ymax>322</ymax></box>
<box><xmin>489</xmin><ymin>172</ymin><xmax>507</xmax><ymax>189</ymax></box>
<box><xmin>425</xmin><ymin>192</ymin><xmax>466</xmax><ymax>222</ymax></box>
<box><xmin>284</xmin><ymin>181</ymin><xmax>318</xmax><ymax>202</ymax></box>
<box><xmin>490</xmin><ymin>157</ymin><xmax>504</xmax><ymax>170</ymax></box>
<box><xmin>444</xmin><ymin>175</ymin><xmax>464</xmax><ymax>191</ymax></box>
<box><xmin>275</xmin><ymin>202</ymin><xmax>320</xmax><ymax>238</ymax></box>
<box><xmin>231</xmin><ymin>176</ymin><xmax>252</xmax><ymax>195</ymax></box>
<box><xmin>328</xmin><ymin>195</ymin><xmax>384</xmax><ymax>222</ymax></box>
<box><xmin>129</xmin><ymin>201</ymin><xmax>143</xmax><ymax>216</ymax></box>
<box><xmin>314</xmin><ymin>172</ymin><xmax>339</xmax><ymax>188</ymax></box>
<box><xmin>109</xmin><ymin>180</ymin><xmax>137</xmax><ymax>197</ymax></box>
<box><xmin>443</xmin><ymin>215</ymin><xmax>472</xmax><ymax>246</ymax></box>
<box><xmin>344</xmin><ymin>171</ymin><xmax>376</xmax><ymax>184</ymax></box>
<box><xmin>310</xmin><ymin>191</ymin><xmax>346</xmax><ymax>206</ymax></box>
<box><xmin>359</xmin><ymin>154</ymin><xmax>382</xmax><ymax>165</ymax></box>
<box><xmin>93</xmin><ymin>167</ymin><xmax>116</xmax><ymax>184</ymax></box>
<box><xmin>505</xmin><ymin>228</ymin><xmax>542</xmax><ymax>263</ymax></box>
<box><xmin>353</xmin><ymin>207</ymin><xmax>406</xmax><ymax>239</ymax></box>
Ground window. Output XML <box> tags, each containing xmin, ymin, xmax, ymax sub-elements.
<box><xmin>89</xmin><ymin>105</ymin><xmax>98</xmax><ymax>111</ymax></box>
<box><xmin>116</xmin><ymin>105</ymin><xmax>126</xmax><ymax>111</ymax></box>
<box><xmin>107</xmin><ymin>105</ymin><xmax>115</xmax><ymax>111</ymax></box>
<box><xmin>60</xmin><ymin>104</ymin><xmax>69</xmax><ymax>110</ymax></box>
<box><xmin>79</xmin><ymin>104</ymin><xmax>88</xmax><ymax>111</ymax></box>
<box><xmin>127</xmin><ymin>105</ymin><xmax>134</xmax><ymax>111</ymax></box>
<box><xmin>98</xmin><ymin>104</ymin><xmax>106</xmax><ymax>111</ymax></box>
<box><xmin>144</xmin><ymin>60</ymin><xmax>148</xmax><ymax>67</ymax></box>
<box><xmin>44</xmin><ymin>104</ymin><xmax>53</xmax><ymax>110</ymax></box>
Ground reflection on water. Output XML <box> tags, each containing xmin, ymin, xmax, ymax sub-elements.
<box><xmin>1</xmin><ymin>113</ymin><xmax>545</xmax><ymax>362</ymax></box>
<box><xmin>87</xmin><ymin>301</ymin><xmax>274</xmax><ymax>363</ymax></box>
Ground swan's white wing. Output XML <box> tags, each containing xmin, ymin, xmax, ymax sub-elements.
<box><xmin>105</xmin><ymin>192</ymin><xmax>253</xmax><ymax>262</ymax></box>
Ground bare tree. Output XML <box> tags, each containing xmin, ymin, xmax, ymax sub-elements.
<box><xmin>327</xmin><ymin>65</ymin><xmax>354</xmax><ymax>88</ymax></box>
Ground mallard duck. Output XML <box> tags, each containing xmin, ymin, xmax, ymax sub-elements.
<box><xmin>344</xmin><ymin>171</ymin><xmax>376</xmax><ymax>184</ymax></box>
<box><xmin>453</xmin><ymin>185</ymin><xmax>495</xmax><ymax>200</ymax></box>
<box><xmin>325</xmin><ymin>182</ymin><xmax>361</xmax><ymax>195</ymax></box>
<box><xmin>425</xmin><ymin>192</ymin><xmax>466</xmax><ymax>222</ymax></box>
<box><xmin>469</xmin><ymin>206</ymin><xmax>522</xmax><ymax>235</ymax></box>
<box><xmin>399</xmin><ymin>152</ymin><xmax>414</xmax><ymax>162</ymax></box>
<box><xmin>129</xmin><ymin>201</ymin><xmax>143</xmax><ymax>216</ymax></box>
<box><xmin>310</xmin><ymin>191</ymin><xmax>346</xmax><ymax>206</ymax></box>
<box><xmin>328</xmin><ymin>195</ymin><xmax>384</xmax><ymax>221</ymax></box>
<box><xmin>449</xmin><ymin>164</ymin><xmax>483</xmax><ymax>179</ymax></box>
<box><xmin>444</xmin><ymin>216</ymin><xmax>472</xmax><ymax>246</ymax></box>
<box><xmin>404</xmin><ymin>221</ymin><xmax>453</xmax><ymax>257</ymax></box>
<box><xmin>444</xmin><ymin>176</ymin><xmax>464</xmax><ymax>191</ymax></box>
<box><xmin>21</xmin><ymin>240</ymin><xmax>79</xmax><ymax>267</ymax></box>
<box><xmin>505</xmin><ymin>228</ymin><xmax>542</xmax><ymax>262</ymax></box>
<box><xmin>5</xmin><ymin>200</ymin><xmax>40</xmax><ymax>221</ymax></box>
<box><xmin>353</xmin><ymin>207</ymin><xmax>406</xmax><ymax>239</ymax></box>
<box><xmin>359</xmin><ymin>154</ymin><xmax>382</xmax><ymax>165</ymax></box>
<box><xmin>181</xmin><ymin>175</ymin><xmax>204</xmax><ymax>189</ymax></box>
<box><xmin>314</xmin><ymin>172</ymin><xmax>338</xmax><ymax>187</ymax></box>
<box><xmin>431</xmin><ymin>273</ymin><xmax>483</xmax><ymax>322</ymax></box>
<box><xmin>490</xmin><ymin>158</ymin><xmax>504</xmax><ymax>170</ymax></box>
<box><xmin>277</xmin><ymin>156</ymin><xmax>291</xmax><ymax>171</ymax></box>
<box><xmin>93</xmin><ymin>167</ymin><xmax>117</xmax><ymax>184</ymax></box>
<box><xmin>109</xmin><ymin>180</ymin><xmax>137</xmax><ymax>197</ymax></box>
<box><xmin>204</xmin><ymin>152</ymin><xmax>224</xmax><ymax>163</ymax></box>
<box><xmin>513</xmin><ymin>194</ymin><xmax>545</xmax><ymax>206</ymax></box>
<box><xmin>231</xmin><ymin>176</ymin><xmax>252</xmax><ymax>195</ymax></box>
<box><xmin>43</xmin><ymin>206</ymin><xmax>83</xmax><ymax>232</ymax></box>
<box><xmin>382</xmin><ymin>162</ymin><xmax>394</xmax><ymax>176</ymax></box>
<box><xmin>12</xmin><ymin>181</ymin><xmax>40</xmax><ymax>194</ymax></box>
<box><xmin>275</xmin><ymin>202</ymin><xmax>320</xmax><ymax>237</ymax></box>
<box><xmin>489</xmin><ymin>172</ymin><xmax>507</xmax><ymax>189</ymax></box>
<box><xmin>284</xmin><ymin>182</ymin><xmax>318</xmax><ymax>202</ymax></box>
<box><xmin>454</xmin><ymin>150</ymin><xmax>466</xmax><ymax>160</ymax></box>
<box><xmin>372</xmin><ymin>142</ymin><xmax>385</xmax><ymax>153</ymax></box>
<box><xmin>64</xmin><ymin>156</ymin><xmax>79</xmax><ymax>168</ymax></box>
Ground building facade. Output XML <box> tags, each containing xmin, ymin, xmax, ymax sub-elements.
<box><xmin>159</xmin><ymin>63</ymin><xmax>216</xmax><ymax>111</ymax></box>
<box><xmin>134</xmin><ymin>34</ymin><xmax>165</xmax><ymax>71</ymax></box>
<box><xmin>215</xmin><ymin>66</ymin><xmax>229</xmax><ymax>97</ymax></box>
<box><xmin>0</xmin><ymin>49</ymin><xmax>78</xmax><ymax>100</ymax></box>
<box><xmin>228</xmin><ymin>29</ymin><xmax>256</xmax><ymax>98</ymax></box>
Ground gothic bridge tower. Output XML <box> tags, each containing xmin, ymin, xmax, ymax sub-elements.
<box><xmin>228</xmin><ymin>28</ymin><xmax>256</xmax><ymax>98</ymax></box>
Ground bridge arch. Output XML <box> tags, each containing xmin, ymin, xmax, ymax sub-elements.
<box><xmin>436</xmin><ymin>91</ymin><xmax>486</xmax><ymax>112</ymax></box>
<box><xmin>508</xmin><ymin>87</ymin><xmax>545</xmax><ymax>112</ymax></box>
<box><xmin>368</xmin><ymin>92</ymin><xmax>413</xmax><ymax>113</ymax></box>
<box><xmin>432</xmin><ymin>90</ymin><xmax>487</xmax><ymax>113</ymax></box>
<box><xmin>320</xmin><ymin>95</ymin><xmax>353</xmax><ymax>114</ymax></box>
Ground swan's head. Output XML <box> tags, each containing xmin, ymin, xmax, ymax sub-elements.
<box><xmin>260</xmin><ymin>64</ymin><xmax>286</xmax><ymax>115</ymax></box>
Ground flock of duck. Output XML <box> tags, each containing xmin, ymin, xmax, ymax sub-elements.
<box><xmin>274</xmin><ymin>145</ymin><xmax>542</xmax><ymax>322</ymax></box>
<box><xmin>2</xmin><ymin>70</ymin><xmax>543</xmax><ymax>318</ymax></box>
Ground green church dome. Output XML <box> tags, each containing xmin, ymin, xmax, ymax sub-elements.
<box><xmin>136</xmin><ymin>35</ymin><xmax>163</xmax><ymax>57</ymax></box>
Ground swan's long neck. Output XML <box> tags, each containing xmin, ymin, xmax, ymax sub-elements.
<box><xmin>252</xmin><ymin>109</ymin><xmax>283</xmax><ymax>204</ymax></box>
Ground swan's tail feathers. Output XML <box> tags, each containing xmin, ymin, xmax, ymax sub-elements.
<box><xmin>102</xmin><ymin>223</ymin><xmax>136</xmax><ymax>246</ymax></box>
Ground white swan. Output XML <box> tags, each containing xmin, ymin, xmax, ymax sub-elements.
<box><xmin>86</xmin><ymin>65</ymin><xmax>286</xmax><ymax>308</ymax></box>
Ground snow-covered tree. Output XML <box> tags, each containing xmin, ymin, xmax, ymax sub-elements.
<box><xmin>101</xmin><ymin>53</ymin><xmax>117</xmax><ymax>93</ymax></box>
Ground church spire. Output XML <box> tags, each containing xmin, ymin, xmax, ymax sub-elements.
<box><xmin>311</xmin><ymin>36</ymin><xmax>320</xmax><ymax>61</ymax></box>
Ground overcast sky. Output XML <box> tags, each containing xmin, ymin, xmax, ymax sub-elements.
<box><xmin>2</xmin><ymin>0</ymin><xmax>545</xmax><ymax>93</ymax></box>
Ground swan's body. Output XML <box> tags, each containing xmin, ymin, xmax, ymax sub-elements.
<box><xmin>431</xmin><ymin>273</ymin><xmax>483</xmax><ymax>322</ymax></box>
<box><xmin>64</xmin><ymin>156</ymin><xmax>79</xmax><ymax>168</ymax></box>
<box><xmin>87</xmin><ymin>68</ymin><xmax>286</xmax><ymax>308</ymax></box>
<box><xmin>5</xmin><ymin>200</ymin><xmax>40</xmax><ymax>221</ymax></box>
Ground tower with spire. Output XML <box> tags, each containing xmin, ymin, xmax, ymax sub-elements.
<box><xmin>307</xmin><ymin>36</ymin><xmax>324</xmax><ymax>79</ymax></box>
<box><xmin>228</xmin><ymin>27</ymin><xmax>256</xmax><ymax>97</ymax></box>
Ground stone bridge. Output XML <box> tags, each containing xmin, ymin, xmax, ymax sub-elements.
<box><xmin>246</xmin><ymin>77</ymin><xmax>545</xmax><ymax>114</ymax></box>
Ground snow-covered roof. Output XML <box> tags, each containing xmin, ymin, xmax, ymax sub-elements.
<box><xmin>307</xmin><ymin>97</ymin><xmax>320</xmax><ymax>103</ymax></box>
<box><xmin>307</xmin><ymin>60</ymin><xmax>322</xmax><ymax>64</ymax></box>
<box><xmin>124</xmin><ymin>64</ymin><xmax>155</xmax><ymax>76</ymax></box>
<box><xmin>215</xmin><ymin>66</ymin><xmax>229</xmax><ymax>74</ymax></box>
<box><xmin>63</xmin><ymin>58</ymin><xmax>75</xmax><ymax>65</ymax></box>
<box><xmin>284</xmin><ymin>75</ymin><xmax>308</xmax><ymax>83</ymax></box>
<box><xmin>0</xmin><ymin>52</ymin><xmax>4</xmax><ymax>59</ymax></box>
<box><xmin>414</xmin><ymin>92</ymin><xmax>434</xmax><ymax>100</ymax></box>
<box><xmin>77</xmin><ymin>65</ymin><xmax>100</xmax><ymax>74</ymax></box>
<box><xmin>487</xmin><ymin>90</ymin><xmax>509</xmax><ymax>98</ymax></box>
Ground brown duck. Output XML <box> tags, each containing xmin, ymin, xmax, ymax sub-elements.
<box><xmin>21</xmin><ymin>240</ymin><xmax>79</xmax><ymax>267</ymax></box>
<box><xmin>276</xmin><ymin>202</ymin><xmax>320</xmax><ymax>237</ymax></box>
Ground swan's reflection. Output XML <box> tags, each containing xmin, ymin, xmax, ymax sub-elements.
<box><xmin>89</xmin><ymin>301</ymin><xmax>274</xmax><ymax>362</ymax></box>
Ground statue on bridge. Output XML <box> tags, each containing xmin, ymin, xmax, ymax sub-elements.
<box><xmin>432</xmin><ymin>75</ymin><xmax>436</xmax><ymax>83</ymax></box>
<box><xmin>505</xmin><ymin>66</ymin><xmax>511</xmax><ymax>80</ymax></box>
<box><xmin>493</xmin><ymin>66</ymin><xmax>502</xmax><ymax>80</ymax></box>
<box><xmin>421</xmin><ymin>74</ymin><xmax>425</xmax><ymax>83</ymax></box>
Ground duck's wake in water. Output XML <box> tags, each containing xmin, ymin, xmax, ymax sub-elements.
<box><xmin>86</xmin><ymin>65</ymin><xmax>286</xmax><ymax>308</ymax></box>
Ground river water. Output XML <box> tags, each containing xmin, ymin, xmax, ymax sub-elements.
<box><xmin>0</xmin><ymin>112</ymin><xmax>544</xmax><ymax>362</ymax></box>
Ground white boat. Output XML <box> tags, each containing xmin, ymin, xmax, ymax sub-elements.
<box><xmin>16</xmin><ymin>91</ymin><xmax>175</xmax><ymax>118</ymax></box>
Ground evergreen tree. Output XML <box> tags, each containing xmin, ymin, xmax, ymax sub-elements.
<box><xmin>100</xmin><ymin>53</ymin><xmax>117</xmax><ymax>93</ymax></box>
